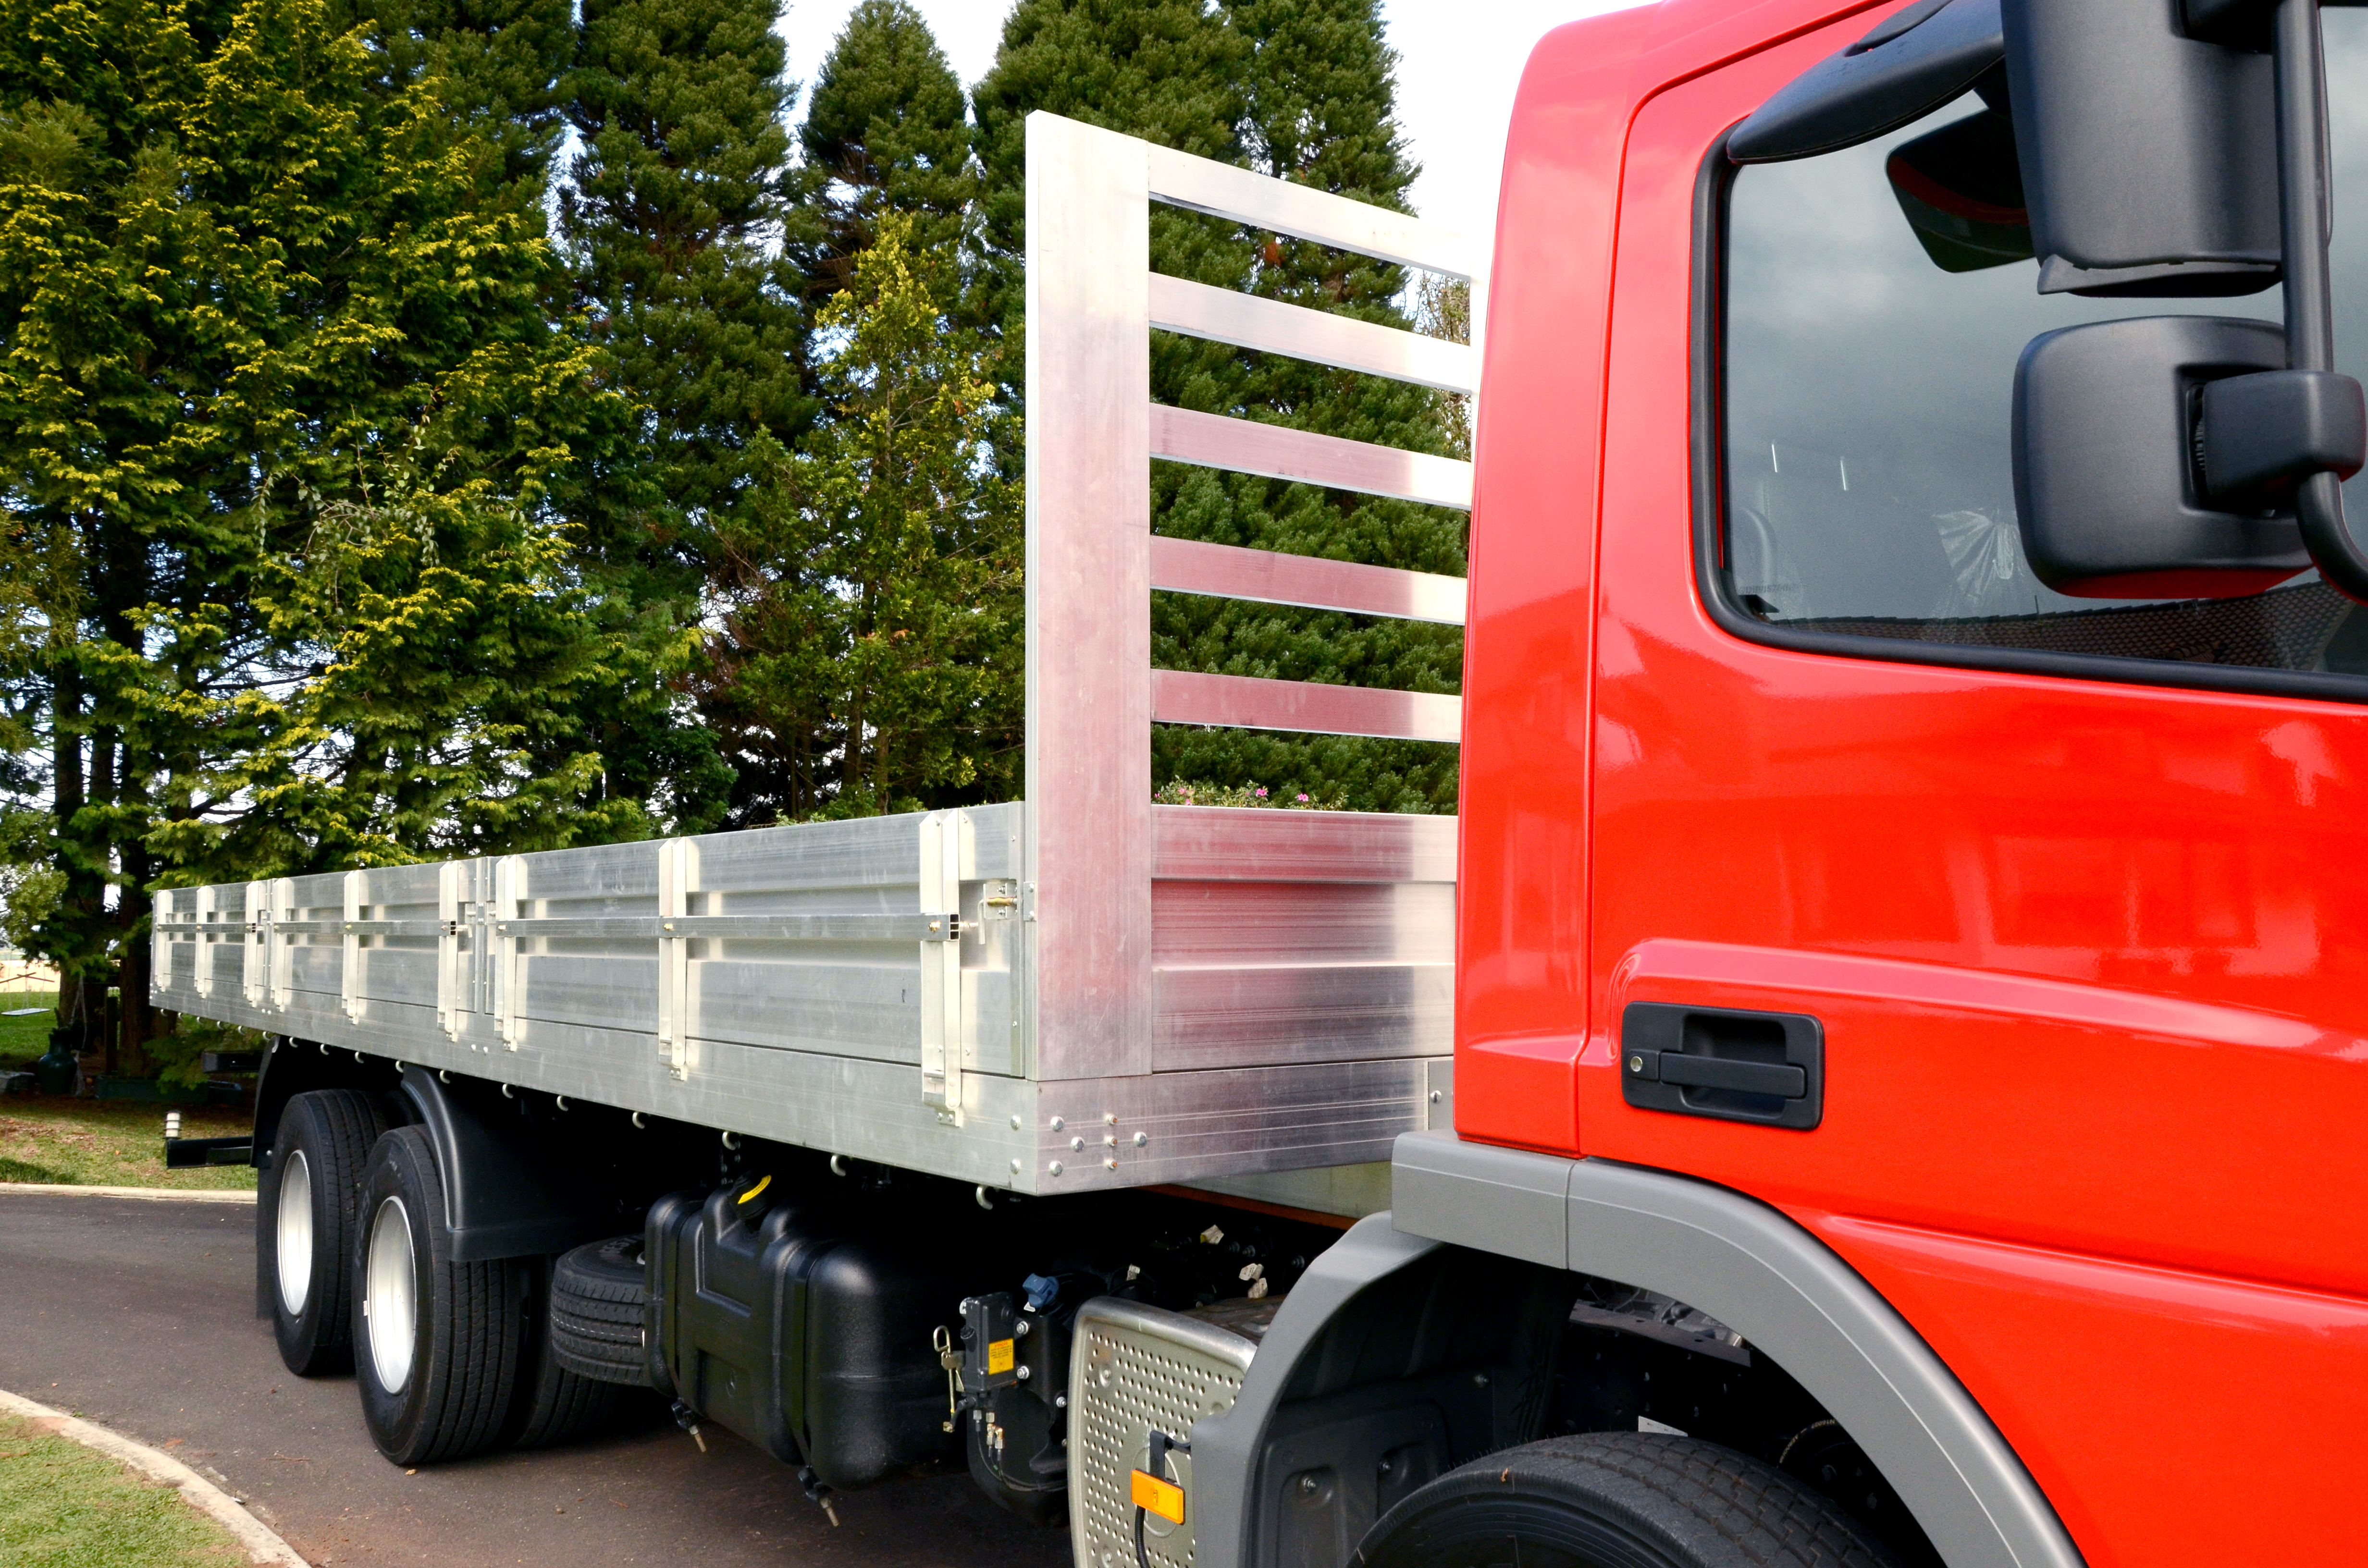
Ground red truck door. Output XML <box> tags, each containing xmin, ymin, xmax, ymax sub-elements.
<box><xmin>1578</xmin><ymin>16</ymin><xmax>2368</xmax><ymax>1568</ymax></box>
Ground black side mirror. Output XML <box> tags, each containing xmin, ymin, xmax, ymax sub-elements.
<box><xmin>2013</xmin><ymin>317</ymin><xmax>2308</xmax><ymax>596</ymax></box>
<box><xmin>2005</xmin><ymin>0</ymin><xmax>2368</xmax><ymax>600</ymax></box>
<box><xmin>2016</xmin><ymin>316</ymin><xmax>2367</xmax><ymax>597</ymax></box>
<box><xmin>2000</xmin><ymin>0</ymin><xmax>2281</xmax><ymax>297</ymax></box>
<box><xmin>1738</xmin><ymin>0</ymin><xmax>2368</xmax><ymax>601</ymax></box>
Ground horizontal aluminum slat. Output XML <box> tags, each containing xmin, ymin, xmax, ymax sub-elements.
<box><xmin>1151</xmin><ymin>406</ymin><xmax>1472</xmax><ymax>510</ymax></box>
<box><xmin>1144</xmin><ymin>143</ymin><xmax>1478</xmax><ymax>279</ymax></box>
<box><xmin>1153</xmin><ymin>962</ymin><xmax>1453</xmax><ymax>1069</ymax></box>
<box><xmin>494</xmin><ymin>913</ymin><xmax>958</xmax><ymax>942</ymax></box>
<box><xmin>1149</xmin><ymin>536</ymin><xmax>1465</xmax><ymax>625</ymax></box>
<box><xmin>1152</xmin><ymin>669</ymin><xmax>1461</xmax><ymax>743</ymax></box>
<box><xmin>1151</xmin><ymin>804</ymin><xmax>1458</xmax><ymax>883</ymax></box>
<box><xmin>1147</xmin><ymin>274</ymin><xmax>1475</xmax><ymax>393</ymax></box>
<box><xmin>163</xmin><ymin>918</ymin><xmax>435</xmax><ymax>938</ymax></box>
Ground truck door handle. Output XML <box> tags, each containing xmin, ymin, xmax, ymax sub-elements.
<box><xmin>1619</xmin><ymin>1003</ymin><xmax>1823</xmax><ymax>1130</ymax></box>
<box><xmin>1638</xmin><ymin>1054</ymin><xmax>1805</xmax><ymax>1098</ymax></box>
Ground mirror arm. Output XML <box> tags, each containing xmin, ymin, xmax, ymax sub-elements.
<box><xmin>2275</xmin><ymin>0</ymin><xmax>2368</xmax><ymax>600</ymax></box>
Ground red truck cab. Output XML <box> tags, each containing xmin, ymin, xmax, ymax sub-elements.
<box><xmin>1455</xmin><ymin>1</ymin><xmax>2368</xmax><ymax>1562</ymax></box>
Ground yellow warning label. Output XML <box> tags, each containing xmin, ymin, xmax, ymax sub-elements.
<box><xmin>1131</xmin><ymin>1469</ymin><xmax>1186</xmax><ymax>1524</ymax></box>
<box><xmin>987</xmin><ymin>1338</ymin><xmax>1015</xmax><ymax>1375</ymax></box>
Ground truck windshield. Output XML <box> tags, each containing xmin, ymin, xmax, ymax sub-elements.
<box><xmin>1720</xmin><ymin>13</ymin><xmax>2368</xmax><ymax>679</ymax></box>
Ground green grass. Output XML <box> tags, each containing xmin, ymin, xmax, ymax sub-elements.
<box><xmin>0</xmin><ymin>1413</ymin><xmax>247</xmax><ymax>1567</ymax></box>
<box><xmin>0</xmin><ymin>990</ymin><xmax>256</xmax><ymax>1190</ymax></box>
<box><xmin>0</xmin><ymin>1098</ymin><xmax>256</xmax><ymax>1190</ymax></box>
<box><xmin>0</xmin><ymin>990</ymin><xmax>60</xmax><ymax>1067</ymax></box>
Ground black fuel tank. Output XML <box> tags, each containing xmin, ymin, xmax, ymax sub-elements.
<box><xmin>646</xmin><ymin>1186</ymin><xmax>966</xmax><ymax>1489</ymax></box>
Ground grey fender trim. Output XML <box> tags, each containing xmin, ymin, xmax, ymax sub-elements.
<box><xmin>1188</xmin><ymin>1212</ymin><xmax>1443</xmax><ymax>1568</ymax></box>
<box><xmin>1389</xmin><ymin>1131</ymin><xmax>2086</xmax><ymax>1568</ymax></box>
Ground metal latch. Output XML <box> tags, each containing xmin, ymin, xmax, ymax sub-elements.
<box><xmin>960</xmin><ymin>1292</ymin><xmax>1022</xmax><ymax>1391</ymax></box>
<box><xmin>918</xmin><ymin>810</ymin><xmax>973</xmax><ymax>1115</ymax></box>
<box><xmin>934</xmin><ymin>1324</ymin><xmax>964</xmax><ymax>1432</ymax></box>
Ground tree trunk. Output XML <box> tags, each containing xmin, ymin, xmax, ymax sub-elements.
<box><xmin>116</xmin><ymin>936</ymin><xmax>152</xmax><ymax>1078</ymax></box>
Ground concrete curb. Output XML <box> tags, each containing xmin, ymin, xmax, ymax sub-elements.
<box><xmin>0</xmin><ymin>1181</ymin><xmax>255</xmax><ymax>1203</ymax></box>
<box><xmin>0</xmin><ymin>1387</ymin><xmax>307</xmax><ymax>1566</ymax></box>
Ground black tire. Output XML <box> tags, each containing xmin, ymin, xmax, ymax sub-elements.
<box><xmin>504</xmin><ymin>1255</ymin><xmax>633</xmax><ymax>1450</ymax></box>
<box><xmin>1353</xmin><ymin>1433</ymin><xmax>1902</xmax><ymax>1568</ymax></box>
<box><xmin>548</xmin><ymin>1235</ymin><xmax>654</xmax><ymax>1387</ymax></box>
<box><xmin>352</xmin><ymin>1126</ymin><xmax>530</xmax><ymax>1466</ymax></box>
<box><xmin>260</xmin><ymin>1089</ymin><xmax>387</xmax><ymax>1376</ymax></box>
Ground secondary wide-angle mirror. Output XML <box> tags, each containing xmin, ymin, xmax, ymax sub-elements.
<box><xmin>2012</xmin><ymin>316</ymin><xmax>2310</xmax><ymax>596</ymax></box>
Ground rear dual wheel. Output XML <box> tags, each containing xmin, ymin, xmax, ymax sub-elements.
<box><xmin>511</xmin><ymin>1251</ymin><xmax>634</xmax><ymax>1449</ymax></box>
<box><xmin>352</xmin><ymin>1127</ymin><xmax>622</xmax><ymax>1464</ymax></box>
<box><xmin>262</xmin><ymin>1090</ymin><xmax>388</xmax><ymax>1376</ymax></box>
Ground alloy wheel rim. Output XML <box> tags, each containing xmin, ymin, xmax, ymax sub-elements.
<box><xmin>364</xmin><ymin>1195</ymin><xmax>418</xmax><ymax>1392</ymax></box>
<box><xmin>274</xmin><ymin>1149</ymin><xmax>313</xmax><ymax>1317</ymax></box>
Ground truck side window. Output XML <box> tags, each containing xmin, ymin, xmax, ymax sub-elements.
<box><xmin>1717</xmin><ymin>13</ymin><xmax>2368</xmax><ymax>682</ymax></box>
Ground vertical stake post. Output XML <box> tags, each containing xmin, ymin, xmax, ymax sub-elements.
<box><xmin>1024</xmin><ymin>112</ymin><xmax>1155</xmax><ymax>1085</ymax></box>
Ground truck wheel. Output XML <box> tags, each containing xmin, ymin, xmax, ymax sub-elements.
<box><xmin>548</xmin><ymin>1235</ymin><xmax>654</xmax><ymax>1387</ymax></box>
<box><xmin>506</xmin><ymin>1257</ymin><xmax>629</xmax><ymax>1449</ymax></box>
<box><xmin>1353</xmin><ymin>1433</ymin><xmax>1901</xmax><ymax>1568</ymax></box>
<box><xmin>261</xmin><ymin>1089</ymin><xmax>386</xmax><ymax>1376</ymax></box>
<box><xmin>353</xmin><ymin>1127</ymin><xmax>529</xmax><ymax>1465</ymax></box>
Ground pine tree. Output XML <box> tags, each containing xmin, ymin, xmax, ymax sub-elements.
<box><xmin>0</xmin><ymin>0</ymin><xmax>667</xmax><ymax>1070</ymax></box>
<box><xmin>561</xmin><ymin>0</ymin><xmax>811</xmax><ymax>579</ymax></box>
<box><xmin>707</xmin><ymin>213</ymin><xmax>1021</xmax><ymax>819</ymax></box>
<box><xmin>562</xmin><ymin>0</ymin><xmax>811</xmax><ymax>826</ymax></box>
<box><xmin>797</xmin><ymin>0</ymin><xmax>975</xmax><ymax>300</ymax></box>
<box><xmin>971</xmin><ymin>0</ymin><xmax>1249</xmax><ymax>393</ymax></box>
<box><xmin>356</xmin><ymin>0</ymin><xmax>575</xmax><ymax>184</ymax></box>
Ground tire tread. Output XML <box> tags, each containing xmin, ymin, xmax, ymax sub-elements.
<box><xmin>1359</xmin><ymin>1432</ymin><xmax>1902</xmax><ymax>1568</ymax></box>
<box><xmin>357</xmin><ymin>1127</ymin><xmax>528</xmax><ymax>1466</ymax></box>
<box><xmin>548</xmin><ymin>1236</ymin><xmax>653</xmax><ymax>1387</ymax></box>
<box><xmin>265</xmin><ymin>1088</ymin><xmax>387</xmax><ymax>1376</ymax></box>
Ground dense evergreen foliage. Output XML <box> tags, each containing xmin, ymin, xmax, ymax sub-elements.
<box><xmin>562</xmin><ymin>0</ymin><xmax>812</xmax><ymax>578</ymax></box>
<box><xmin>708</xmin><ymin>213</ymin><xmax>1021</xmax><ymax>820</ymax></box>
<box><xmin>0</xmin><ymin>0</ymin><xmax>661</xmax><ymax>1066</ymax></box>
<box><xmin>798</xmin><ymin>0</ymin><xmax>976</xmax><ymax>296</ymax></box>
<box><xmin>559</xmin><ymin>0</ymin><xmax>812</xmax><ymax>827</ymax></box>
<box><xmin>0</xmin><ymin>0</ymin><xmax>1455</xmax><ymax>1068</ymax></box>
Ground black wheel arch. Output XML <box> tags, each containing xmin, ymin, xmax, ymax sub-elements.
<box><xmin>252</xmin><ymin>1037</ymin><xmax>402</xmax><ymax>1176</ymax></box>
<box><xmin>257</xmin><ymin>1041</ymin><xmax>642</xmax><ymax>1266</ymax></box>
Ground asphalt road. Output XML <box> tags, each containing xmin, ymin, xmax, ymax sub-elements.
<box><xmin>0</xmin><ymin>1192</ymin><xmax>1073</xmax><ymax>1568</ymax></box>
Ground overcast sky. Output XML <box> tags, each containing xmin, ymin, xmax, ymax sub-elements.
<box><xmin>775</xmin><ymin>1</ymin><xmax>1650</xmax><ymax>251</ymax></box>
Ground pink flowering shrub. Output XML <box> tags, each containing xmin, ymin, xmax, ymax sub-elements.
<box><xmin>1152</xmin><ymin>781</ymin><xmax>1346</xmax><ymax>810</ymax></box>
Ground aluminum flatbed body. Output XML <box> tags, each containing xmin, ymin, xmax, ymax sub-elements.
<box><xmin>153</xmin><ymin>114</ymin><xmax>1478</xmax><ymax>1202</ymax></box>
